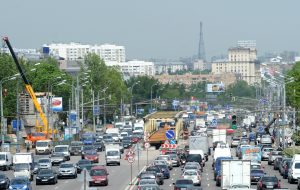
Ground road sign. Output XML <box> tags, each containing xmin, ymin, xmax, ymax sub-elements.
<box><xmin>161</xmin><ymin>144</ymin><xmax>177</xmax><ymax>149</ymax></box>
<box><xmin>258</xmin><ymin>126</ymin><xmax>264</xmax><ymax>133</ymax></box>
<box><xmin>127</xmin><ymin>149</ymin><xmax>134</xmax><ymax>156</ymax></box>
<box><xmin>144</xmin><ymin>142</ymin><xmax>150</xmax><ymax>149</ymax></box>
<box><xmin>170</xmin><ymin>139</ymin><xmax>176</xmax><ymax>145</ymax></box>
<box><xmin>212</xmin><ymin>119</ymin><xmax>217</xmax><ymax>127</ymax></box>
<box><xmin>165</xmin><ymin>130</ymin><xmax>175</xmax><ymax>139</ymax></box>
<box><xmin>127</xmin><ymin>156</ymin><xmax>135</xmax><ymax>163</ymax></box>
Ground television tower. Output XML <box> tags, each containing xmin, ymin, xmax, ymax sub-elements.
<box><xmin>198</xmin><ymin>22</ymin><xmax>206</xmax><ymax>61</ymax></box>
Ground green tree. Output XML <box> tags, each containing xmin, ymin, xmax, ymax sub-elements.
<box><xmin>286</xmin><ymin>62</ymin><xmax>300</xmax><ymax>109</ymax></box>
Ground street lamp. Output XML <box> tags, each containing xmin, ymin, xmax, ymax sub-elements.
<box><xmin>0</xmin><ymin>75</ymin><xmax>17</xmax><ymax>150</ymax></box>
<box><xmin>150</xmin><ymin>82</ymin><xmax>158</xmax><ymax>113</ymax></box>
<box><xmin>130</xmin><ymin>81</ymin><xmax>140</xmax><ymax>116</ymax></box>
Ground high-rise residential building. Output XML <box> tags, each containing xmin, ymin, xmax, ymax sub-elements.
<box><xmin>212</xmin><ymin>47</ymin><xmax>260</xmax><ymax>85</ymax></box>
<box><xmin>237</xmin><ymin>40</ymin><xmax>256</xmax><ymax>49</ymax></box>
<box><xmin>44</xmin><ymin>42</ymin><xmax>125</xmax><ymax>62</ymax></box>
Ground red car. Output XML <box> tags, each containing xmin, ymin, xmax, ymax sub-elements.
<box><xmin>131</xmin><ymin>135</ymin><xmax>140</xmax><ymax>143</ymax></box>
<box><xmin>84</xmin><ymin>150</ymin><xmax>99</xmax><ymax>163</ymax></box>
<box><xmin>89</xmin><ymin>166</ymin><xmax>109</xmax><ymax>186</ymax></box>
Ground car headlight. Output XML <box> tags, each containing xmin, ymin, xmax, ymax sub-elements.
<box><xmin>0</xmin><ymin>180</ymin><xmax>5</xmax><ymax>183</ymax></box>
<box><xmin>9</xmin><ymin>186</ymin><xmax>12</xmax><ymax>190</ymax></box>
<box><xmin>22</xmin><ymin>185</ymin><xmax>27</xmax><ymax>189</ymax></box>
<box><xmin>49</xmin><ymin>176</ymin><xmax>54</xmax><ymax>179</ymax></box>
<box><xmin>36</xmin><ymin>177</ymin><xmax>40</xmax><ymax>179</ymax></box>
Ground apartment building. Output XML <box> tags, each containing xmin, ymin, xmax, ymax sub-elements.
<box><xmin>44</xmin><ymin>42</ymin><xmax>125</xmax><ymax>63</ymax></box>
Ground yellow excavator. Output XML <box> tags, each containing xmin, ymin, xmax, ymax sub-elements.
<box><xmin>3</xmin><ymin>37</ymin><xmax>56</xmax><ymax>142</ymax></box>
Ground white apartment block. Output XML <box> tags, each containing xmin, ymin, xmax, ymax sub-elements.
<box><xmin>155</xmin><ymin>61</ymin><xmax>188</xmax><ymax>74</ymax></box>
<box><xmin>106</xmin><ymin>60</ymin><xmax>155</xmax><ymax>77</ymax></box>
<box><xmin>44</xmin><ymin>42</ymin><xmax>125</xmax><ymax>62</ymax></box>
<box><xmin>212</xmin><ymin>47</ymin><xmax>260</xmax><ymax>85</ymax></box>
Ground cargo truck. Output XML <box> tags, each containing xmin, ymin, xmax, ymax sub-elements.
<box><xmin>213</xmin><ymin>129</ymin><xmax>227</xmax><ymax>144</ymax></box>
<box><xmin>189</xmin><ymin>135</ymin><xmax>209</xmax><ymax>161</ymax></box>
<box><xmin>221</xmin><ymin>160</ymin><xmax>251</xmax><ymax>190</ymax></box>
<box><xmin>13</xmin><ymin>153</ymin><xmax>34</xmax><ymax>181</ymax></box>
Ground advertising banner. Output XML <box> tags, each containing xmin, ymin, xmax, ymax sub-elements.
<box><xmin>241</xmin><ymin>146</ymin><xmax>261</xmax><ymax>162</ymax></box>
<box><xmin>51</xmin><ymin>97</ymin><xmax>63</xmax><ymax>112</ymax></box>
<box><xmin>206</xmin><ymin>83</ymin><xmax>225</xmax><ymax>93</ymax></box>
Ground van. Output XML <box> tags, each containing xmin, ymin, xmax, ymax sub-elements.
<box><xmin>35</xmin><ymin>140</ymin><xmax>52</xmax><ymax>155</ymax></box>
<box><xmin>54</xmin><ymin>145</ymin><xmax>70</xmax><ymax>161</ymax></box>
<box><xmin>0</xmin><ymin>152</ymin><xmax>12</xmax><ymax>170</ymax></box>
<box><xmin>288</xmin><ymin>154</ymin><xmax>300</xmax><ymax>183</ymax></box>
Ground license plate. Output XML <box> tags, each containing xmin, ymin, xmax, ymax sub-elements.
<box><xmin>180</xmin><ymin>188</ymin><xmax>187</xmax><ymax>190</ymax></box>
<box><xmin>95</xmin><ymin>181</ymin><xmax>101</xmax><ymax>183</ymax></box>
<box><xmin>42</xmin><ymin>179</ymin><xmax>48</xmax><ymax>181</ymax></box>
<box><xmin>267</xmin><ymin>185</ymin><xmax>273</xmax><ymax>188</ymax></box>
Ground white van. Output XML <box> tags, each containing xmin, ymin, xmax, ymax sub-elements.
<box><xmin>288</xmin><ymin>154</ymin><xmax>300</xmax><ymax>183</ymax></box>
<box><xmin>0</xmin><ymin>152</ymin><xmax>12</xmax><ymax>170</ymax></box>
<box><xmin>133</xmin><ymin>123</ymin><xmax>144</xmax><ymax>133</ymax></box>
<box><xmin>35</xmin><ymin>140</ymin><xmax>53</xmax><ymax>155</ymax></box>
<box><xmin>105</xmin><ymin>144</ymin><xmax>120</xmax><ymax>166</ymax></box>
<box><xmin>54</xmin><ymin>145</ymin><xmax>70</xmax><ymax>161</ymax></box>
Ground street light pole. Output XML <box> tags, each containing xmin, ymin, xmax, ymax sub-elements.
<box><xmin>150</xmin><ymin>83</ymin><xmax>158</xmax><ymax>113</ymax></box>
<box><xmin>130</xmin><ymin>81</ymin><xmax>140</xmax><ymax>116</ymax></box>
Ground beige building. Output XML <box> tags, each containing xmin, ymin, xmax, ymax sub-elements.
<box><xmin>212</xmin><ymin>47</ymin><xmax>260</xmax><ymax>85</ymax></box>
<box><xmin>155</xmin><ymin>73</ymin><xmax>239</xmax><ymax>87</ymax></box>
<box><xmin>193</xmin><ymin>60</ymin><xmax>212</xmax><ymax>71</ymax></box>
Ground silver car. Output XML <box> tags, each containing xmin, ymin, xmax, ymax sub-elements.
<box><xmin>262</xmin><ymin>147</ymin><xmax>274</xmax><ymax>160</ymax></box>
<box><xmin>38</xmin><ymin>158</ymin><xmax>52</xmax><ymax>169</ymax></box>
<box><xmin>50</xmin><ymin>152</ymin><xmax>65</xmax><ymax>166</ymax></box>
<box><xmin>58</xmin><ymin>163</ymin><xmax>77</xmax><ymax>179</ymax></box>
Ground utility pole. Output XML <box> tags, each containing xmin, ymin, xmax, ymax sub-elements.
<box><xmin>92</xmin><ymin>89</ymin><xmax>95</xmax><ymax>132</ymax></box>
<box><xmin>16</xmin><ymin>78</ymin><xmax>20</xmax><ymax>153</ymax></box>
<box><xmin>97</xmin><ymin>91</ymin><xmax>99</xmax><ymax>127</ymax></box>
<box><xmin>81</xmin><ymin>89</ymin><xmax>84</xmax><ymax>130</ymax></box>
<box><xmin>76</xmin><ymin>77</ymin><xmax>80</xmax><ymax>132</ymax></box>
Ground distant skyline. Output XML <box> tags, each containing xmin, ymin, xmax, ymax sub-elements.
<box><xmin>1</xmin><ymin>0</ymin><xmax>299</xmax><ymax>60</ymax></box>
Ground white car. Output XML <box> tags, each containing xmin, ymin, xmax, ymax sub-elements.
<box><xmin>156</xmin><ymin>155</ymin><xmax>173</xmax><ymax>170</ymax></box>
<box><xmin>182</xmin><ymin>169</ymin><xmax>201</xmax><ymax>186</ymax></box>
<box><xmin>260</xmin><ymin>135</ymin><xmax>272</xmax><ymax>144</ymax></box>
<box><xmin>58</xmin><ymin>163</ymin><xmax>77</xmax><ymax>179</ymax></box>
<box><xmin>38</xmin><ymin>158</ymin><xmax>52</xmax><ymax>169</ymax></box>
<box><xmin>262</xmin><ymin>147</ymin><xmax>274</xmax><ymax>160</ymax></box>
<box><xmin>119</xmin><ymin>132</ymin><xmax>128</xmax><ymax>140</ymax></box>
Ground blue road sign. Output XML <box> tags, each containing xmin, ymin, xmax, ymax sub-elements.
<box><xmin>258</xmin><ymin>126</ymin><xmax>264</xmax><ymax>133</ymax></box>
<box><xmin>165</xmin><ymin>130</ymin><xmax>175</xmax><ymax>139</ymax></box>
<box><xmin>212</xmin><ymin>119</ymin><xmax>217</xmax><ymax>126</ymax></box>
<box><xmin>170</xmin><ymin>139</ymin><xmax>176</xmax><ymax>144</ymax></box>
<box><xmin>208</xmin><ymin>105</ymin><xmax>212</xmax><ymax>111</ymax></box>
<box><xmin>225</xmin><ymin>104</ymin><xmax>230</xmax><ymax>110</ymax></box>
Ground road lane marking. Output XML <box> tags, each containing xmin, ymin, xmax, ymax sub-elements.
<box><xmin>125</xmin><ymin>165</ymin><xmax>147</xmax><ymax>190</ymax></box>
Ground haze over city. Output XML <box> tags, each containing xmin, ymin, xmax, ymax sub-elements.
<box><xmin>1</xmin><ymin>0</ymin><xmax>299</xmax><ymax>59</ymax></box>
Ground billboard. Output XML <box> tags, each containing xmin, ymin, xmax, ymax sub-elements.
<box><xmin>241</xmin><ymin>146</ymin><xmax>261</xmax><ymax>162</ymax></box>
<box><xmin>51</xmin><ymin>97</ymin><xmax>63</xmax><ymax>112</ymax></box>
<box><xmin>206</xmin><ymin>83</ymin><xmax>225</xmax><ymax>93</ymax></box>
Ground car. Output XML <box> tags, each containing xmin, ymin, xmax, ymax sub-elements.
<box><xmin>169</xmin><ymin>154</ymin><xmax>181</xmax><ymax>167</ymax></box>
<box><xmin>145</xmin><ymin>166</ymin><xmax>164</xmax><ymax>184</ymax></box>
<box><xmin>268</xmin><ymin>151</ymin><xmax>282</xmax><ymax>165</ymax></box>
<box><xmin>50</xmin><ymin>152</ymin><xmax>65</xmax><ymax>166</ymax></box>
<box><xmin>183</xmin><ymin>162</ymin><xmax>202</xmax><ymax>174</ymax></box>
<box><xmin>250</xmin><ymin>161</ymin><xmax>262</xmax><ymax>170</ymax></box>
<box><xmin>9</xmin><ymin>177</ymin><xmax>31</xmax><ymax>190</ymax></box>
<box><xmin>156</xmin><ymin>155</ymin><xmax>173</xmax><ymax>170</ymax></box>
<box><xmin>94</xmin><ymin>141</ymin><xmax>104</xmax><ymax>152</ymax></box>
<box><xmin>260</xmin><ymin>135</ymin><xmax>272</xmax><ymax>144</ymax></box>
<box><xmin>131</xmin><ymin>135</ymin><xmax>140</xmax><ymax>144</ymax></box>
<box><xmin>83</xmin><ymin>150</ymin><xmax>99</xmax><ymax>163</ymax></box>
<box><xmin>278</xmin><ymin>158</ymin><xmax>292</xmax><ymax>176</ymax></box>
<box><xmin>182</xmin><ymin>169</ymin><xmax>201</xmax><ymax>186</ymax></box>
<box><xmin>257</xmin><ymin>176</ymin><xmax>281</xmax><ymax>190</ymax></box>
<box><xmin>33</xmin><ymin>162</ymin><xmax>39</xmax><ymax>174</ymax></box>
<box><xmin>122</xmin><ymin>136</ymin><xmax>132</xmax><ymax>149</ymax></box>
<box><xmin>70</xmin><ymin>141</ymin><xmax>83</xmax><ymax>156</ymax></box>
<box><xmin>37</xmin><ymin>158</ymin><xmax>52</xmax><ymax>169</ymax></box>
<box><xmin>231</xmin><ymin>137</ymin><xmax>240</xmax><ymax>147</ymax></box>
<box><xmin>261</xmin><ymin>147</ymin><xmax>273</xmax><ymax>160</ymax></box>
<box><xmin>89</xmin><ymin>166</ymin><xmax>109</xmax><ymax>186</ymax></box>
<box><xmin>250</xmin><ymin>169</ymin><xmax>265</xmax><ymax>183</ymax></box>
<box><xmin>81</xmin><ymin>146</ymin><xmax>96</xmax><ymax>159</ymax></box>
<box><xmin>156</xmin><ymin>164</ymin><xmax>170</xmax><ymax>179</ymax></box>
<box><xmin>139</xmin><ymin>184</ymin><xmax>160</xmax><ymax>190</ymax></box>
<box><xmin>173</xmin><ymin>179</ymin><xmax>194</xmax><ymax>189</ymax></box>
<box><xmin>76</xmin><ymin>159</ymin><xmax>92</xmax><ymax>174</ymax></box>
<box><xmin>119</xmin><ymin>132</ymin><xmax>128</xmax><ymax>140</ymax></box>
<box><xmin>273</xmin><ymin>157</ymin><xmax>282</xmax><ymax>170</ymax></box>
<box><xmin>138</xmin><ymin>171</ymin><xmax>163</xmax><ymax>185</ymax></box>
<box><xmin>36</xmin><ymin>169</ymin><xmax>58</xmax><ymax>185</ymax></box>
<box><xmin>213</xmin><ymin>141</ymin><xmax>223</xmax><ymax>149</ymax></box>
<box><xmin>138</xmin><ymin>179</ymin><xmax>158</xmax><ymax>189</ymax></box>
<box><xmin>0</xmin><ymin>173</ymin><xmax>9</xmax><ymax>189</ymax></box>
<box><xmin>58</xmin><ymin>163</ymin><xmax>77</xmax><ymax>179</ymax></box>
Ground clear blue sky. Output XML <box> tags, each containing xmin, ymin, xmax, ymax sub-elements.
<box><xmin>1</xmin><ymin>0</ymin><xmax>299</xmax><ymax>60</ymax></box>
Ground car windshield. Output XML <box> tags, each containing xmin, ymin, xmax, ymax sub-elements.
<box><xmin>86</xmin><ymin>151</ymin><xmax>97</xmax><ymax>155</ymax></box>
<box><xmin>90</xmin><ymin>169</ymin><xmax>106</xmax><ymax>176</ymax></box>
<box><xmin>60</xmin><ymin>164</ymin><xmax>73</xmax><ymax>168</ymax></box>
<box><xmin>176</xmin><ymin>179</ymin><xmax>193</xmax><ymax>185</ymax></box>
<box><xmin>15</xmin><ymin>163</ymin><xmax>29</xmax><ymax>171</ymax></box>
<box><xmin>135</xmin><ymin>127</ymin><xmax>143</xmax><ymax>130</ymax></box>
<box><xmin>123</xmin><ymin>137</ymin><xmax>131</xmax><ymax>141</ymax></box>
<box><xmin>36</xmin><ymin>141</ymin><xmax>48</xmax><ymax>147</ymax></box>
<box><xmin>78</xmin><ymin>160</ymin><xmax>91</xmax><ymax>165</ymax></box>
<box><xmin>140</xmin><ymin>180</ymin><xmax>156</xmax><ymax>185</ymax></box>
<box><xmin>71</xmin><ymin>141</ymin><xmax>83</xmax><ymax>146</ymax></box>
<box><xmin>39</xmin><ymin>159</ymin><xmax>50</xmax><ymax>163</ymax></box>
<box><xmin>157</xmin><ymin>164</ymin><xmax>168</xmax><ymax>169</ymax></box>
<box><xmin>140</xmin><ymin>186</ymin><xmax>159</xmax><ymax>190</ymax></box>
<box><xmin>38</xmin><ymin>169</ymin><xmax>53</xmax><ymax>175</ymax></box>
<box><xmin>52</xmin><ymin>153</ymin><xmax>64</xmax><ymax>157</ymax></box>
<box><xmin>295</xmin><ymin>163</ymin><xmax>300</xmax><ymax>169</ymax></box>
<box><xmin>262</xmin><ymin>177</ymin><xmax>277</xmax><ymax>182</ymax></box>
<box><xmin>0</xmin><ymin>175</ymin><xmax>5</xmax><ymax>180</ymax></box>
<box><xmin>83</xmin><ymin>146</ymin><xmax>94</xmax><ymax>151</ymax></box>
<box><xmin>55</xmin><ymin>147</ymin><xmax>68</xmax><ymax>152</ymax></box>
<box><xmin>184</xmin><ymin>170</ymin><xmax>197</xmax><ymax>176</ymax></box>
<box><xmin>263</xmin><ymin>148</ymin><xmax>273</xmax><ymax>152</ymax></box>
<box><xmin>103</xmin><ymin>135</ymin><xmax>112</xmax><ymax>140</ymax></box>
<box><xmin>0</xmin><ymin>155</ymin><xmax>5</xmax><ymax>160</ymax></box>
<box><xmin>251</xmin><ymin>170</ymin><xmax>264</xmax><ymax>174</ymax></box>
<box><xmin>107</xmin><ymin>151</ymin><xmax>119</xmax><ymax>156</ymax></box>
<box><xmin>185</xmin><ymin>166</ymin><xmax>197</xmax><ymax>170</ymax></box>
<box><xmin>272</xmin><ymin>151</ymin><xmax>283</xmax><ymax>155</ymax></box>
<box><xmin>11</xmin><ymin>178</ymin><xmax>27</xmax><ymax>185</ymax></box>
<box><xmin>141</xmin><ymin>174</ymin><xmax>155</xmax><ymax>179</ymax></box>
<box><xmin>157</xmin><ymin>156</ymin><xmax>169</xmax><ymax>161</ymax></box>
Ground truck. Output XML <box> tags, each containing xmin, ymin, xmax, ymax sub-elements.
<box><xmin>0</xmin><ymin>152</ymin><xmax>12</xmax><ymax>171</ymax></box>
<box><xmin>213</xmin><ymin>129</ymin><xmax>227</xmax><ymax>144</ymax></box>
<box><xmin>105</xmin><ymin>144</ymin><xmax>121</xmax><ymax>166</ymax></box>
<box><xmin>106</xmin><ymin>128</ymin><xmax>120</xmax><ymax>142</ymax></box>
<box><xmin>221</xmin><ymin>160</ymin><xmax>251</xmax><ymax>190</ymax></box>
<box><xmin>13</xmin><ymin>153</ymin><xmax>34</xmax><ymax>180</ymax></box>
<box><xmin>81</xmin><ymin>132</ymin><xmax>96</xmax><ymax>145</ymax></box>
<box><xmin>189</xmin><ymin>135</ymin><xmax>209</xmax><ymax>161</ymax></box>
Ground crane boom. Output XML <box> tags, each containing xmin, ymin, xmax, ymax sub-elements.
<box><xmin>2</xmin><ymin>37</ymin><xmax>49</xmax><ymax>135</ymax></box>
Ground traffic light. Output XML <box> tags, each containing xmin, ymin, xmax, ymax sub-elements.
<box><xmin>231</xmin><ymin>114</ymin><xmax>237</xmax><ymax>129</ymax></box>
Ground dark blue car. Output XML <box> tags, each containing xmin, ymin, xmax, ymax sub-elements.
<box><xmin>249</xmin><ymin>132</ymin><xmax>256</xmax><ymax>141</ymax></box>
<box><xmin>9</xmin><ymin>177</ymin><xmax>32</xmax><ymax>190</ymax></box>
<box><xmin>156</xmin><ymin>164</ymin><xmax>170</xmax><ymax>179</ymax></box>
<box><xmin>250</xmin><ymin>169</ymin><xmax>265</xmax><ymax>183</ymax></box>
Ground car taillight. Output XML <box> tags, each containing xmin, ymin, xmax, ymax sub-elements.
<box><xmin>278</xmin><ymin>180</ymin><xmax>281</xmax><ymax>188</ymax></box>
<box><xmin>285</xmin><ymin>165</ymin><xmax>288</xmax><ymax>170</ymax></box>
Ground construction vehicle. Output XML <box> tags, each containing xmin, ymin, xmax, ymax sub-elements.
<box><xmin>3</xmin><ymin>37</ymin><xmax>50</xmax><ymax>142</ymax></box>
